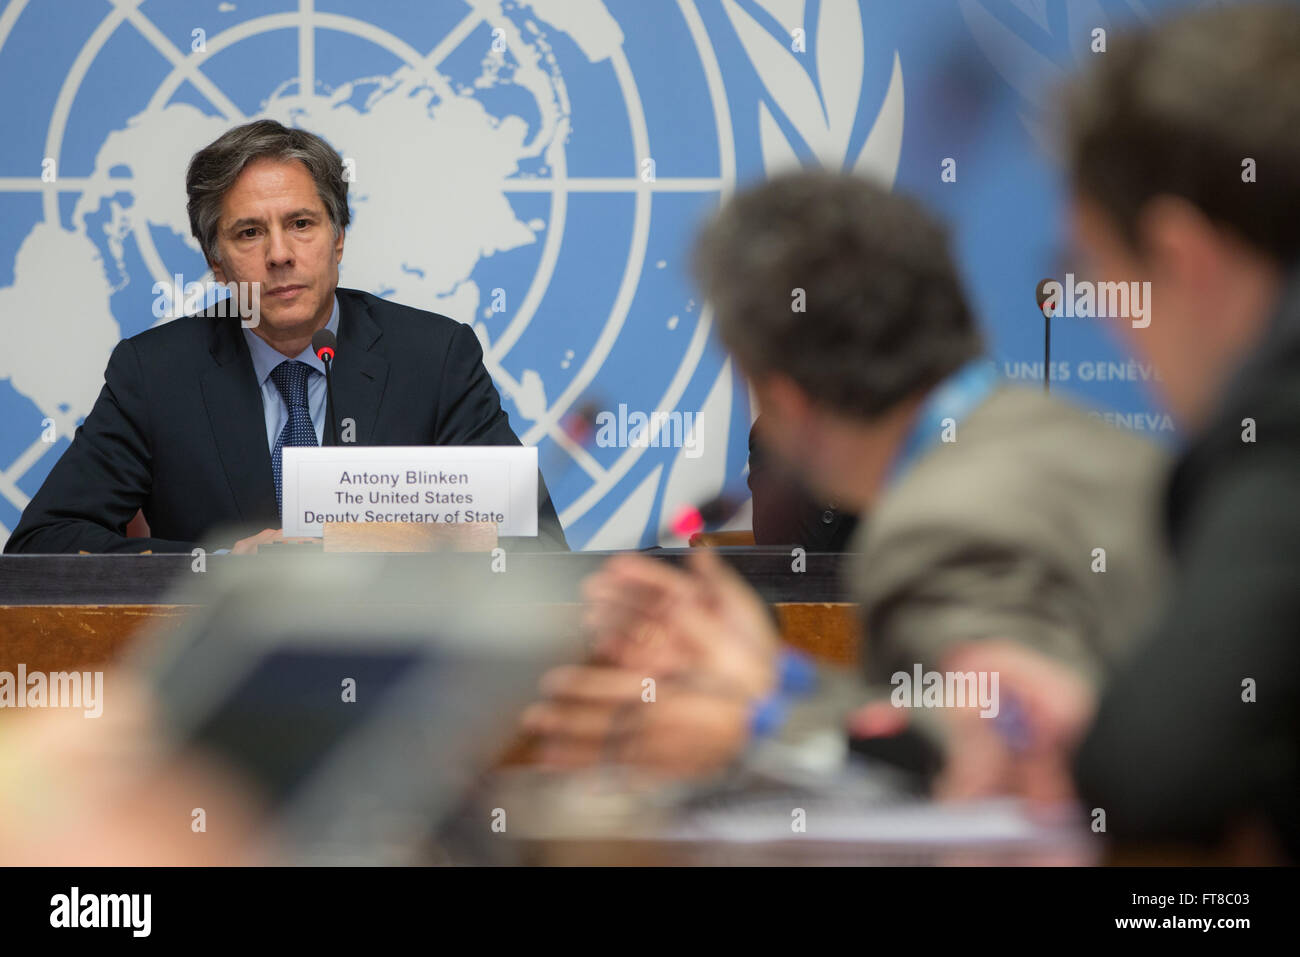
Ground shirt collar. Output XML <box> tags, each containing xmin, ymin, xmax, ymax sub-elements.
<box><xmin>886</xmin><ymin>358</ymin><xmax>1000</xmax><ymax>486</ymax></box>
<box><xmin>242</xmin><ymin>293</ymin><xmax>340</xmax><ymax>384</ymax></box>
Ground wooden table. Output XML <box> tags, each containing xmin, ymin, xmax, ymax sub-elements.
<box><xmin>0</xmin><ymin>549</ymin><xmax>861</xmax><ymax>673</ymax></box>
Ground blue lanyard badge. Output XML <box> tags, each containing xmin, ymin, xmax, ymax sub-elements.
<box><xmin>887</xmin><ymin>360</ymin><xmax>1000</xmax><ymax>485</ymax></box>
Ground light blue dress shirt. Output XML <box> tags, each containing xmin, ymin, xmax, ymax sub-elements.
<box><xmin>241</xmin><ymin>295</ymin><xmax>340</xmax><ymax>450</ymax></box>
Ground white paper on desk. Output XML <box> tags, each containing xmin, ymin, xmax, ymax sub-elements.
<box><xmin>660</xmin><ymin>797</ymin><xmax>1077</xmax><ymax>846</ymax></box>
<box><xmin>281</xmin><ymin>445</ymin><xmax>538</xmax><ymax>537</ymax></box>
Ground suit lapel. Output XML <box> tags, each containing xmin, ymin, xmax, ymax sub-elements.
<box><xmin>200</xmin><ymin>316</ymin><xmax>278</xmax><ymax>521</ymax></box>
<box><xmin>197</xmin><ymin>291</ymin><xmax>390</xmax><ymax>523</ymax></box>
<box><xmin>325</xmin><ymin>289</ymin><xmax>389</xmax><ymax>447</ymax></box>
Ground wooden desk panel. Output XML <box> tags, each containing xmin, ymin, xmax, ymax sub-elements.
<box><xmin>0</xmin><ymin>552</ymin><xmax>860</xmax><ymax>673</ymax></box>
<box><xmin>1</xmin><ymin>602</ymin><xmax>860</xmax><ymax>675</ymax></box>
<box><xmin>773</xmin><ymin>602</ymin><xmax>859</xmax><ymax>666</ymax></box>
<box><xmin>0</xmin><ymin>605</ymin><xmax>191</xmax><ymax>674</ymax></box>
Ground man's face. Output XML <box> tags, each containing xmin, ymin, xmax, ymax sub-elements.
<box><xmin>209</xmin><ymin>157</ymin><xmax>343</xmax><ymax>341</ymax></box>
<box><xmin>1068</xmin><ymin>194</ymin><xmax>1279</xmax><ymax>429</ymax></box>
<box><xmin>750</xmin><ymin>367</ymin><xmax>924</xmax><ymax>513</ymax></box>
<box><xmin>1068</xmin><ymin>197</ymin><xmax>1189</xmax><ymax>419</ymax></box>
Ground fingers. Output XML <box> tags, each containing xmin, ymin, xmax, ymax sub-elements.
<box><xmin>625</xmin><ymin>695</ymin><xmax>750</xmax><ymax>775</ymax></box>
<box><xmin>686</xmin><ymin>547</ymin><xmax>748</xmax><ymax>599</ymax></box>
<box><xmin>539</xmin><ymin>666</ymin><xmax>647</xmax><ymax>704</ymax></box>
<box><xmin>582</xmin><ymin>554</ymin><xmax>705</xmax><ymax>615</ymax></box>
<box><xmin>521</xmin><ymin>698</ymin><xmax>630</xmax><ymax>742</ymax></box>
<box><xmin>932</xmin><ymin>639</ymin><xmax>1097</xmax><ymax>804</ymax></box>
<box><xmin>522</xmin><ymin>668</ymin><xmax>648</xmax><ymax>769</ymax></box>
<box><xmin>230</xmin><ymin>527</ymin><xmax>281</xmax><ymax>555</ymax></box>
<box><xmin>580</xmin><ymin>566</ymin><xmax>676</xmax><ymax>645</ymax></box>
<box><xmin>576</xmin><ymin>552</ymin><xmax>780</xmax><ymax>705</ymax></box>
<box><xmin>533</xmin><ymin>736</ymin><xmax>608</xmax><ymax>769</ymax></box>
<box><xmin>579</xmin><ymin>556</ymin><xmax>716</xmax><ymax>665</ymax></box>
<box><xmin>580</xmin><ymin>590</ymin><xmax>670</xmax><ymax>641</ymax></box>
<box><xmin>941</xmin><ymin>639</ymin><xmax>1096</xmax><ymax>751</ymax></box>
<box><xmin>522</xmin><ymin>670</ymin><xmax>751</xmax><ymax>776</ymax></box>
<box><xmin>521</xmin><ymin>668</ymin><xmax>646</xmax><ymax>758</ymax></box>
<box><xmin>685</xmin><ymin>550</ymin><xmax>781</xmax><ymax>654</ymax></box>
<box><xmin>581</xmin><ymin>601</ymin><xmax>699</xmax><ymax>674</ymax></box>
<box><xmin>933</xmin><ymin>704</ymin><xmax>1015</xmax><ymax>801</ymax></box>
<box><xmin>847</xmin><ymin>700</ymin><xmax>909</xmax><ymax>739</ymax></box>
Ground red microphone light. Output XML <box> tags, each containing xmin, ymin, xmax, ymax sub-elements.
<box><xmin>671</xmin><ymin>505</ymin><xmax>704</xmax><ymax>539</ymax></box>
<box><xmin>1035</xmin><ymin>278</ymin><xmax>1057</xmax><ymax>318</ymax></box>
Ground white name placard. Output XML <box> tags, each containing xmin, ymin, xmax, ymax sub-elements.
<box><xmin>280</xmin><ymin>446</ymin><xmax>538</xmax><ymax>537</ymax></box>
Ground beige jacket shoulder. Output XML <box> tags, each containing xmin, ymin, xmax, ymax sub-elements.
<box><xmin>846</xmin><ymin>385</ymin><xmax>1170</xmax><ymax>687</ymax></box>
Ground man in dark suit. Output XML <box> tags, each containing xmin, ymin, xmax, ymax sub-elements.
<box><xmin>4</xmin><ymin>120</ymin><xmax>567</xmax><ymax>554</ymax></box>
<box><xmin>746</xmin><ymin>419</ymin><xmax>858</xmax><ymax>550</ymax></box>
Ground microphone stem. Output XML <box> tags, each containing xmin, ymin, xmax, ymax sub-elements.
<box><xmin>323</xmin><ymin>353</ymin><xmax>339</xmax><ymax>445</ymax></box>
<box><xmin>1043</xmin><ymin>311</ymin><xmax>1051</xmax><ymax>393</ymax></box>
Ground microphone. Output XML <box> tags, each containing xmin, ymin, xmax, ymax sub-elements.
<box><xmin>312</xmin><ymin>328</ymin><xmax>340</xmax><ymax>445</ymax></box>
<box><xmin>670</xmin><ymin>493</ymin><xmax>745</xmax><ymax>539</ymax></box>
<box><xmin>1035</xmin><ymin>278</ymin><xmax>1056</xmax><ymax>393</ymax></box>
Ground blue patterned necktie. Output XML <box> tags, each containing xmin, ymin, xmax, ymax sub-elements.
<box><xmin>270</xmin><ymin>359</ymin><xmax>318</xmax><ymax>517</ymax></box>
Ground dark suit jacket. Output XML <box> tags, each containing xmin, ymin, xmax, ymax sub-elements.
<box><xmin>4</xmin><ymin>287</ymin><xmax>568</xmax><ymax>553</ymax></box>
<box><xmin>746</xmin><ymin>420</ymin><xmax>859</xmax><ymax>550</ymax></box>
<box><xmin>1075</xmin><ymin>265</ymin><xmax>1300</xmax><ymax>859</ymax></box>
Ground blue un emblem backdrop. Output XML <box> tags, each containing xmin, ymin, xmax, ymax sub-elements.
<box><xmin>0</xmin><ymin>0</ymin><xmax>1188</xmax><ymax>549</ymax></box>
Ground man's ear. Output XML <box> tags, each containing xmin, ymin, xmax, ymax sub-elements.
<box><xmin>761</xmin><ymin>372</ymin><xmax>814</xmax><ymax>426</ymax></box>
<box><xmin>1136</xmin><ymin>195</ymin><xmax>1223</xmax><ymax>295</ymax></box>
<box><xmin>209</xmin><ymin>258</ymin><xmax>227</xmax><ymax>284</ymax></box>
<box><xmin>334</xmin><ymin>226</ymin><xmax>345</xmax><ymax>265</ymax></box>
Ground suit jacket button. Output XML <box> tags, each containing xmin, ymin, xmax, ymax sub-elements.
<box><xmin>821</xmin><ymin>509</ymin><xmax>835</xmax><ymax>524</ymax></box>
